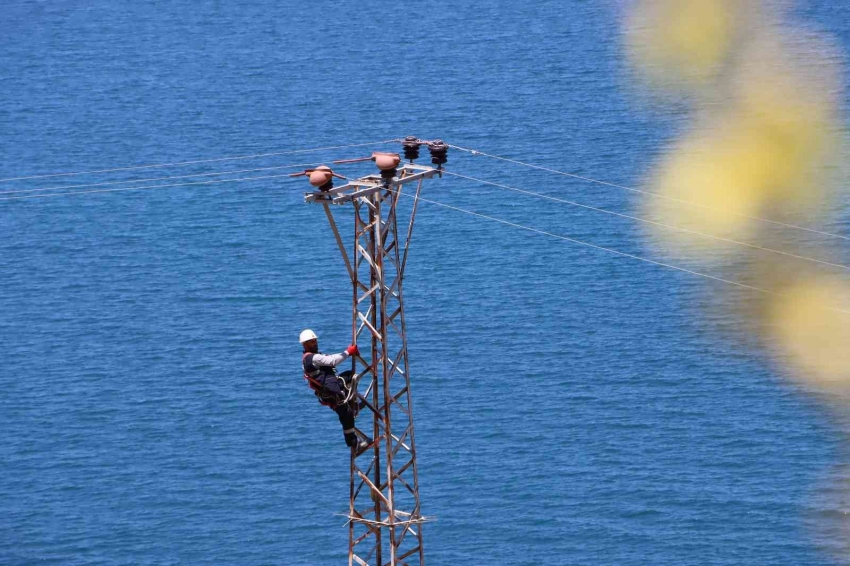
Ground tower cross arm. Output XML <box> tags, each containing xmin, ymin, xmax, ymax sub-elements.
<box><xmin>304</xmin><ymin>164</ymin><xmax>438</xmax><ymax>205</ymax></box>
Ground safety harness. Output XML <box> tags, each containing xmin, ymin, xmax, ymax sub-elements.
<box><xmin>302</xmin><ymin>352</ymin><xmax>343</xmax><ymax>409</ymax></box>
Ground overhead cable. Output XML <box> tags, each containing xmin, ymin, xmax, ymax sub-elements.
<box><xmin>393</xmin><ymin>189</ymin><xmax>850</xmax><ymax>315</ymax></box>
<box><xmin>0</xmin><ymin>172</ymin><xmax>300</xmax><ymax>201</ymax></box>
<box><xmin>5</xmin><ymin>164</ymin><xmax>848</xmax><ymax>315</ymax></box>
<box><xmin>449</xmin><ymin>143</ymin><xmax>850</xmax><ymax>243</ymax></box>
<box><xmin>0</xmin><ymin>139</ymin><xmax>397</xmax><ymax>184</ymax></box>
<box><xmin>444</xmin><ymin>170</ymin><xmax>850</xmax><ymax>273</ymax></box>
<box><xmin>0</xmin><ymin>162</ymin><xmax>322</xmax><ymax>196</ymax></box>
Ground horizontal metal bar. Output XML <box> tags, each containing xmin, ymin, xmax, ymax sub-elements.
<box><xmin>347</xmin><ymin>516</ymin><xmax>428</xmax><ymax>527</ymax></box>
<box><xmin>390</xmin><ymin>168</ymin><xmax>437</xmax><ymax>186</ymax></box>
<box><xmin>304</xmin><ymin>179</ymin><xmax>382</xmax><ymax>203</ymax></box>
<box><xmin>303</xmin><ymin>183</ymin><xmax>352</xmax><ymax>202</ymax></box>
<box><xmin>305</xmin><ymin>165</ymin><xmax>438</xmax><ymax>204</ymax></box>
<box><xmin>335</xmin><ymin>185</ymin><xmax>384</xmax><ymax>204</ymax></box>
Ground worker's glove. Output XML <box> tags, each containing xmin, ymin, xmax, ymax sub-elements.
<box><xmin>346</xmin><ymin>344</ymin><xmax>360</xmax><ymax>357</ymax></box>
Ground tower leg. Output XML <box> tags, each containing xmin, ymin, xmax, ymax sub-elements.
<box><xmin>348</xmin><ymin>186</ymin><xmax>425</xmax><ymax>565</ymax></box>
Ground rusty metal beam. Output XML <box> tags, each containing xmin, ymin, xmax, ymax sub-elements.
<box><xmin>322</xmin><ymin>202</ymin><xmax>354</xmax><ymax>282</ymax></box>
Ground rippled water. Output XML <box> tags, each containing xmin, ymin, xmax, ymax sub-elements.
<box><xmin>2</xmin><ymin>1</ymin><xmax>849</xmax><ymax>564</ymax></box>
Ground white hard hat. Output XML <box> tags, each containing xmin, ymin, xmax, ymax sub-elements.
<box><xmin>299</xmin><ymin>329</ymin><xmax>318</xmax><ymax>343</ymax></box>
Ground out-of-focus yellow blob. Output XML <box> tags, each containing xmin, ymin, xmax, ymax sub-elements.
<box><xmin>769</xmin><ymin>277</ymin><xmax>850</xmax><ymax>388</ymax></box>
<box><xmin>734</xmin><ymin>68</ymin><xmax>838</xmax><ymax>207</ymax></box>
<box><xmin>646</xmin><ymin>127</ymin><xmax>775</xmax><ymax>250</ymax></box>
<box><xmin>645</xmin><ymin>66</ymin><xmax>838</xmax><ymax>254</ymax></box>
<box><xmin>627</xmin><ymin>0</ymin><xmax>743</xmax><ymax>89</ymax></box>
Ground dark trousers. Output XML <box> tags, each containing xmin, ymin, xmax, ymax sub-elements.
<box><xmin>316</xmin><ymin>370</ymin><xmax>352</xmax><ymax>398</ymax></box>
<box><xmin>321</xmin><ymin>371</ymin><xmax>357</xmax><ymax>446</ymax></box>
<box><xmin>335</xmin><ymin>403</ymin><xmax>356</xmax><ymax>431</ymax></box>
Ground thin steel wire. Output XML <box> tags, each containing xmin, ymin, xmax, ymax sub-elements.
<box><xmin>391</xmin><ymin>188</ymin><xmax>850</xmax><ymax>315</ymax></box>
<box><xmin>7</xmin><ymin>158</ymin><xmax>848</xmax><ymax>314</ymax></box>
<box><xmin>448</xmin><ymin>143</ymin><xmax>850</xmax><ymax>242</ymax></box>
<box><xmin>0</xmin><ymin>162</ymin><xmax>321</xmax><ymax>196</ymax></box>
<box><xmin>0</xmin><ymin>172</ymin><xmax>300</xmax><ymax>201</ymax></box>
<box><xmin>444</xmin><ymin>170</ymin><xmax>850</xmax><ymax>272</ymax></box>
<box><xmin>0</xmin><ymin>139</ymin><xmax>397</xmax><ymax>184</ymax></box>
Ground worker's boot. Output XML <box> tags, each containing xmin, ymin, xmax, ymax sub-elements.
<box><xmin>352</xmin><ymin>438</ymin><xmax>370</xmax><ymax>456</ymax></box>
<box><xmin>344</xmin><ymin>431</ymin><xmax>358</xmax><ymax>447</ymax></box>
<box><xmin>345</xmin><ymin>430</ymin><xmax>371</xmax><ymax>456</ymax></box>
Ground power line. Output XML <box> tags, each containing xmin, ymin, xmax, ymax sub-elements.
<box><xmin>7</xmin><ymin>158</ymin><xmax>848</xmax><ymax>316</ymax></box>
<box><xmin>0</xmin><ymin>162</ymin><xmax>322</xmax><ymax>196</ymax></box>
<box><xmin>444</xmin><ymin>170</ymin><xmax>850</xmax><ymax>273</ymax></box>
<box><xmin>395</xmin><ymin>189</ymin><xmax>850</xmax><ymax>315</ymax></box>
<box><xmin>0</xmin><ymin>172</ymin><xmax>299</xmax><ymax>201</ymax></box>
<box><xmin>0</xmin><ymin>139</ymin><xmax>397</xmax><ymax>184</ymax></box>
<box><xmin>449</xmin><ymin>143</ymin><xmax>850</xmax><ymax>243</ymax></box>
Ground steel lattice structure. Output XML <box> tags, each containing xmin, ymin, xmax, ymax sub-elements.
<box><xmin>303</xmin><ymin>150</ymin><xmax>442</xmax><ymax>565</ymax></box>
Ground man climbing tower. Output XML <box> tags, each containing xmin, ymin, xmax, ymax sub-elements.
<box><xmin>299</xmin><ymin>329</ymin><xmax>368</xmax><ymax>452</ymax></box>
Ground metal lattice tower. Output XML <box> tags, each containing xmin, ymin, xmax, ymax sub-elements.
<box><xmin>300</xmin><ymin>139</ymin><xmax>447</xmax><ymax>565</ymax></box>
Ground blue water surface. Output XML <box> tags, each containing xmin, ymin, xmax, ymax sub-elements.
<box><xmin>2</xmin><ymin>1</ymin><xmax>850</xmax><ymax>564</ymax></box>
